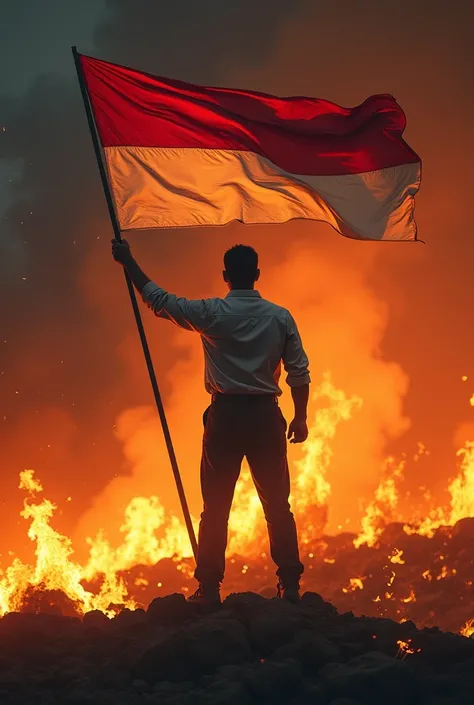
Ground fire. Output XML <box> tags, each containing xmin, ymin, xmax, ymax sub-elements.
<box><xmin>19</xmin><ymin>469</ymin><xmax>43</xmax><ymax>494</ymax></box>
<box><xmin>461</xmin><ymin>619</ymin><xmax>474</xmax><ymax>638</ymax></box>
<box><xmin>342</xmin><ymin>577</ymin><xmax>365</xmax><ymax>593</ymax></box>
<box><xmin>449</xmin><ymin>443</ymin><xmax>474</xmax><ymax>524</ymax></box>
<box><xmin>2</xmin><ymin>380</ymin><xmax>474</xmax><ymax>636</ymax></box>
<box><xmin>2</xmin><ymin>374</ymin><xmax>358</xmax><ymax>617</ymax></box>
<box><xmin>403</xmin><ymin>440</ymin><xmax>474</xmax><ymax>538</ymax></box>
<box><xmin>0</xmin><ymin>470</ymin><xmax>135</xmax><ymax>617</ymax></box>
<box><xmin>354</xmin><ymin>458</ymin><xmax>405</xmax><ymax>548</ymax></box>
<box><xmin>227</xmin><ymin>465</ymin><xmax>266</xmax><ymax>556</ymax></box>
<box><xmin>401</xmin><ymin>588</ymin><xmax>416</xmax><ymax>603</ymax></box>
<box><xmin>390</xmin><ymin>549</ymin><xmax>405</xmax><ymax>564</ymax></box>
<box><xmin>83</xmin><ymin>495</ymin><xmax>193</xmax><ymax>584</ymax></box>
<box><xmin>396</xmin><ymin>639</ymin><xmax>415</xmax><ymax>654</ymax></box>
<box><xmin>293</xmin><ymin>372</ymin><xmax>362</xmax><ymax>544</ymax></box>
<box><xmin>396</xmin><ymin>639</ymin><xmax>421</xmax><ymax>659</ymax></box>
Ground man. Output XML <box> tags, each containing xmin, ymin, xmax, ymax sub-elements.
<box><xmin>112</xmin><ymin>239</ymin><xmax>310</xmax><ymax>606</ymax></box>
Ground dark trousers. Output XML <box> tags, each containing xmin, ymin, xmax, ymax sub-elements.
<box><xmin>194</xmin><ymin>395</ymin><xmax>304</xmax><ymax>587</ymax></box>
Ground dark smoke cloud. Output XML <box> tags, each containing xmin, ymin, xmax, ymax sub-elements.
<box><xmin>94</xmin><ymin>0</ymin><xmax>307</xmax><ymax>82</ymax></box>
<box><xmin>0</xmin><ymin>0</ymin><xmax>308</xmax><ymax>555</ymax></box>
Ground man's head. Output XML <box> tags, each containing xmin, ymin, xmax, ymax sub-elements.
<box><xmin>223</xmin><ymin>245</ymin><xmax>260</xmax><ymax>290</ymax></box>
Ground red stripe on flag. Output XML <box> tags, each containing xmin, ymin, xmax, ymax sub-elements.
<box><xmin>80</xmin><ymin>54</ymin><xmax>419</xmax><ymax>177</ymax></box>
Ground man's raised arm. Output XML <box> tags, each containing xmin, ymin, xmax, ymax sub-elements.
<box><xmin>112</xmin><ymin>239</ymin><xmax>151</xmax><ymax>293</ymax></box>
<box><xmin>111</xmin><ymin>239</ymin><xmax>211</xmax><ymax>332</ymax></box>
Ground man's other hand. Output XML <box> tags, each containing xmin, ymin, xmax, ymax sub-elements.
<box><xmin>287</xmin><ymin>418</ymin><xmax>308</xmax><ymax>444</ymax></box>
<box><xmin>112</xmin><ymin>239</ymin><xmax>133</xmax><ymax>265</ymax></box>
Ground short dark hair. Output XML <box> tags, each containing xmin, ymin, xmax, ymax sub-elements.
<box><xmin>224</xmin><ymin>245</ymin><xmax>259</xmax><ymax>288</ymax></box>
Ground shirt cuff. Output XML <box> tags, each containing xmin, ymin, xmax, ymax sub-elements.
<box><xmin>286</xmin><ymin>372</ymin><xmax>311</xmax><ymax>387</ymax></box>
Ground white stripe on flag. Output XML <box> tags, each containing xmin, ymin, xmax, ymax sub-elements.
<box><xmin>104</xmin><ymin>146</ymin><xmax>420</xmax><ymax>240</ymax></box>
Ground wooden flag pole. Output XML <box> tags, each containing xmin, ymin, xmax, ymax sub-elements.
<box><xmin>71</xmin><ymin>46</ymin><xmax>198</xmax><ymax>561</ymax></box>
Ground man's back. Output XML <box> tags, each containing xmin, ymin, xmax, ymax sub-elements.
<box><xmin>202</xmin><ymin>290</ymin><xmax>292</xmax><ymax>395</ymax></box>
<box><xmin>141</xmin><ymin>283</ymin><xmax>310</xmax><ymax>396</ymax></box>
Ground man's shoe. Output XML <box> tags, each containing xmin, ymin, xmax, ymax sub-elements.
<box><xmin>187</xmin><ymin>583</ymin><xmax>221</xmax><ymax>609</ymax></box>
<box><xmin>277</xmin><ymin>582</ymin><xmax>301</xmax><ymax>604</ymax></box>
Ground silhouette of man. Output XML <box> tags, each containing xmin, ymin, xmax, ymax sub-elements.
<box><xmin>112</xmin><ymin>240</ymin><xmax>310</xmax><ymax>606</ymax></box>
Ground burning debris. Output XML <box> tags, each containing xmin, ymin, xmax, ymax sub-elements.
<box><xmin>1</xmin><ymin>375</ymin><xmax>474</xmax><ymax>637</ymax></box>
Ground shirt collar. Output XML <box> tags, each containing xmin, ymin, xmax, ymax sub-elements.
<box><xmin>226</xmin><ymin>290</ymin><xmax>262</xmax><ymax>298</ymax></box>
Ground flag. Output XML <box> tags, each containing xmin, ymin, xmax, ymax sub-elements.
<box><xmin>80</xmin><ymin>54</ymin><xmax>421</xmax><ymax>241</ymax></box>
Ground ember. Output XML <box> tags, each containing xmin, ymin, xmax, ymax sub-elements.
<box><xmin>395</xmin><ymin>638</ymin><xmax>421</xmax><ymax>660</ymax></box>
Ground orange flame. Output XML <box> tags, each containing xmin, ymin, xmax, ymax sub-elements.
<box><xmin>396</xmin><ymin>638</ymin><xmax>421</xmax><ymax>658</ymax></box>
<box><xmin>342</xmin><ymin>577</ymin><xmax>365</xmax><ymax>593</ymax></box>
<box><xmin>461</xmin><ymin>619</ymin><xmax>474</xmax><ymax>638</ymax></box>
<box><xmin>293</xmin><ymin>373</ymin><xmax>362</xmax><ymax>544</ymax></box>
<box><xmin>3</xmin><ymin>384</ymin><xmax>474</xmax><ymax>634</ymax></box>
<box><xmin>354</xmin><ymin>457</ymin><xmax>405</xmax><ymax>548</ymax></box>
<box><xmin>403</xmin><ymin>440</ymin><xmax>474</xmax><ymax>538</ymax></box>
<box><xmin>0</xmin><ymin>373</ymin><xmax>360</xmax><ymax>617</ymax></box>
<box><xmin>0</xmin><ymin>470</ymin><xmax>134</xmax><ymax>617</ymax></box>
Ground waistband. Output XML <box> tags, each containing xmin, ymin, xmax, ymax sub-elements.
<box><xmin>211</xmin><ymin>393</ymin><xmax>277</xmax><ymax>404</ymax></box>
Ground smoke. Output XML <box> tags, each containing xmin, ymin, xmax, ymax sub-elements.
<box><xmin>1</xmin><ymin>1</ymin><xmax>474</xmax><ymax>559</ymax></box>
<box><xmin>94</xmin><ymin>0</ymin><xmax>308</xmax><ymax>83</ymax></box>
<box><xmin>0</xmin><ymin>0</ymin><xmax>311</xmax><ymax>558</ymax></box>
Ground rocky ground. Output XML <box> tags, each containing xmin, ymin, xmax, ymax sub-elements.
<box><xmin>0</xmin><ymin>592</ymin><xmax>473</xmax><ymax>705</ymax></box>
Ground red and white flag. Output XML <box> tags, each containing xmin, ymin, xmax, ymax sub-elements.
<box><xmin>80</xmin><ymin>54</ymin><xmax>421</xmax><ymax>241</ymax></box>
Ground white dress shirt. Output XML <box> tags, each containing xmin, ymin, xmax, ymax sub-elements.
<box><xmin>142</xmin><ymin>282</ymin><xmax>310</xmax><ymax>396</ymax></box>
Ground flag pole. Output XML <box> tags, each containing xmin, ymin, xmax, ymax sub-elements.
<box><xmin>71</xmin><ymin>46</ymin><xmax>198</xmax><ymax>561</ymax></box>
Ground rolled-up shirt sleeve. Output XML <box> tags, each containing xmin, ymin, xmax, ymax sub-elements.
<box><xmin>142</xmin><ymin>281</ymin><xmax>212</xmax><ymax>332</ymax></box>
<box><xmin>283</xmin><ymin>312</ymin><xmax>311</xmax><ymax>387</ymax></box>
